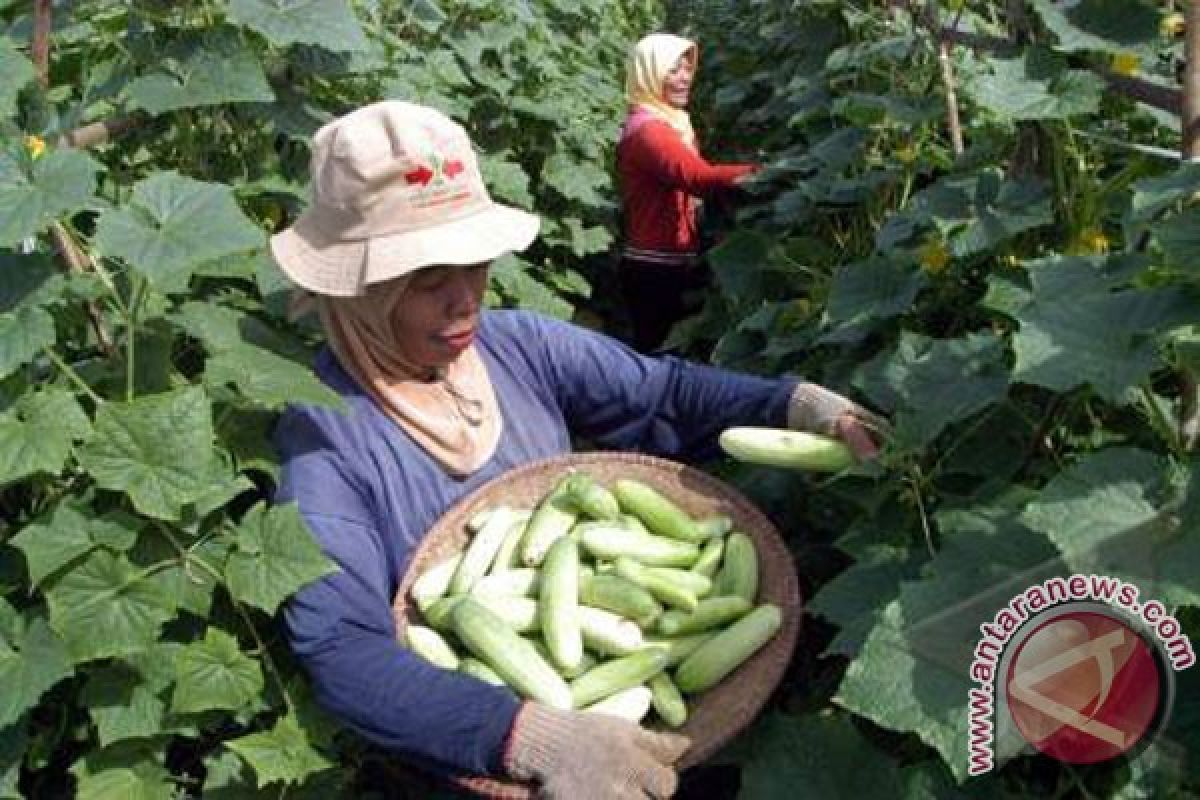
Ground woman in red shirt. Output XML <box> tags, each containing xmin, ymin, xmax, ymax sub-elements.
<box><xmin>617</xmin><ymin>33</ymin><xmax>758</xmax><ymax>352</ymax></box>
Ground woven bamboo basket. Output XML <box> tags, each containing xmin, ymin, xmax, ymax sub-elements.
<box><xmin>391</xmin><ymin>452</ymin><xmax>801</xmax><ymax>798</ymax></box>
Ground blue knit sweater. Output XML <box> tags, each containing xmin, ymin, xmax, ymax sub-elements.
<box><xmin>274</xmin><ymin>310</ymin><xmax>795</xmax><ymax>778</ymax></box>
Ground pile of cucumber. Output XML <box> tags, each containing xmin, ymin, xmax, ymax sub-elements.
<box><xmin>405</xmin><ymin>472</ymin><xmax>783</xmax><ymax>727</ymax></box>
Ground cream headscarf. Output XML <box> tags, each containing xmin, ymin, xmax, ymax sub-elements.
<box><xmin>624</xmin><ymin>33</ymin><xmax>698</xmax><ymax>149</ymax></box>
<box><xmin>315</xmin><ymin>278</ymin><xmax>502</xmax><ymax>478</ymax></box>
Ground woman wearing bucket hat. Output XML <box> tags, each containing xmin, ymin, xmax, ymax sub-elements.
<box><xmin>271</xmin><ymin>101</ymin><xmax>883</xmax><ymax>798</ymax></box>
<box><xmin>617</xmin><ymin>33</ymin><xmax>759</xmax><ymax>352</ymax></box>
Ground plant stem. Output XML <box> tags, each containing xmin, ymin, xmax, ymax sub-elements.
<box><xmin>234</xmin><ymin>600</ymin><xmax>295</xmax><ymax>713</ymax></box>
<box><xmin>42</xmin><ymin>348</ymin><xmax>102</xmax><ymax>405</ymax></box>
<box><xmin>907</xmin><ymin>467</ymin><xmax>937</xmax><ymax>559</ymax></box>
<box><xmin>153</xmin><ymin>521</ymin><xmax>296</xmax><ymax>712</ymax></box>
<box><xmin>126</xmin><ymin>277</ymin><xmax>146</xmax><ymax>402</ymax></box>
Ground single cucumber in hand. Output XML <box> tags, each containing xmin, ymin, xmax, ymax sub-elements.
<box><xmin>718</xmin><ymin>427</ymin><xmax>854</xmax><ymax>472</ymax></box>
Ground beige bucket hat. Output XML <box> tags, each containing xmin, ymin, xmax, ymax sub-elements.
<box><xmin>270</xmin><ymin>101</ymin><xmax>540</xmax><ymax>297</ymax></box>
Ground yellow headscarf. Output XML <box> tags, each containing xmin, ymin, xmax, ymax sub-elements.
<box><xmin>625</xmin><ymin>33</ymin><xmax>698</xmax><ymax>149</ymax></box>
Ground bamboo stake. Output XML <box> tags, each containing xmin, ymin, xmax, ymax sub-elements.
<box><xmin>60</xmin><ymin>116</ymin><xmax>140</xmax><ymax>149</ymax></box>
<box><xmin>937</xmin><ymin>38</ymin><xmax>966</xmax><ymax>156</ymax></box>
<box><xmin>29</xmin><ymin>0</ymin><xmax>117</xmax><ymax>358</ymax></box>
<box><xmin>912</xmin><ymin>1</ymin><xmax>966</xmax><ymax>156</ymax></box>
<box><xmin>32</xmin><ymin>0</ymin><xmax>51</xmax><ymax>88</ymax></box>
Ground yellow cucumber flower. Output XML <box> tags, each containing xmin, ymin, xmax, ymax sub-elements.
<box><xmin>918</xmin><ymin>239</ymin><xmax>951</xmax><ymax>274</ymax></box>
<box><xmin>25</xmin><ymin>135</ymin><xmax>46</xmax><ymax>159</ymax></box>
<box><xmin>1111</xmin><ymin>52</ymin><xmax>1140</xmax><ymax>77</ymax></box>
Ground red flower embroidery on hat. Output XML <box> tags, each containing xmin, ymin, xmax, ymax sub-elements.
<box><xmin>405</xmin><ymin>164</ymin><xmax>434</xmax><ymax>186</ymax></box>
<box><xmin>443</xmin><ymin>159</ymin><xmax>465</xmax><ymax>179</ymax></box>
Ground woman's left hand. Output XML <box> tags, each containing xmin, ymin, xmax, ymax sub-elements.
<box><xmin>833</xmin><ymin>413</ymin><xmax>883</xmax><ymax>461</ymax></box>
<box><xmin>787</xmin><ymin>382</ymin><xmax>889</xmax><ymax>461</ymax></box>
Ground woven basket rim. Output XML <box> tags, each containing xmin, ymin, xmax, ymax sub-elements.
<box><xmin>394</xmin><ymin>451</ymin><xmax>802</xmax><ymax>796</ymax></box>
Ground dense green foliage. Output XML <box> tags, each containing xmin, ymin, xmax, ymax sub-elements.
<box><xmin>2</xmin><ymin>0</ymin><xmax>1199</xmax><ymax>797</ymax></box>
<box><xmin>0</xmin><ymin>1</ymin><xmax>655</xmax><ymax>796</ymax></box>
<box><xmin>668</xmin><ymin>1</ymin><xmax>1200</xmax><ymax>797</ymax></box>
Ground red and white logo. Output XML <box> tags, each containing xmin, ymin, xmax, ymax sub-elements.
<box><xmin>1005</xmin><ymin>611</ymin><xmax>1163</xmax><ymax>764</ymax></box>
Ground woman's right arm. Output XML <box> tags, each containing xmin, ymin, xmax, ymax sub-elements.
<box><xmin>624</xmin><ymin>119</ymin><xmax>756</xmax><ymax>195</ymax></box>
<box><xmin>275</xmin><ymin>411</ymin><xmax>521</xmax><ymax>777</ymax></box>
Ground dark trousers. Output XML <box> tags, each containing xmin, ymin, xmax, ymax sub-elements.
<box><xmin>618</xmin><ymin>256</ymin><xmax>708</xmax><ymax>353</ymax></box>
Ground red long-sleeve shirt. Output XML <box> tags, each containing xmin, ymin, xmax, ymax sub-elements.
<box><xmin>616</xmin><ymin>117</ymin><xmax>756</xmax><ymax>259</ymax></box>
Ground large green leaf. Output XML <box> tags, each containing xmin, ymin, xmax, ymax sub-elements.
<box><xmin>835</xmin><ymin>509</ymin><xmax>1059</xmax><ymax>781</ymax></box>
<box><xmin>88</xmin><ymin>512</ymin><xmax>141</xmax><ymax>553</ymax></box>
<box><xmin>0</xmin><ymin>251</ymin><xmax>56</xmax><ymax>312</ymax></box>
<box><xmin>127</xmin><ymin>642</ymin><xmax>186</xmax><ymax>695</ymax></box>
<box><xmin>228</xmin><ymin>0</ymin><xmax>368</xmax><ymax>52</ymax></box>
<box><xmin>224</xmin><ymin>503</ymin><xmax>336</xmax><ymax>614</ymax></box>
<box><xmin>225</xmin><ymin>713</ymin><xmax>334</xmax><ymax>788</ymax></box>
<box><xmin>82</xmin><ymin>665</ymin><xmax>169</xmax><ymax>748</ymax></box>
<box><xmin>808</xmin><ymin>544</ymin><xmax>925</xmax><ymax>656</ymax></box>
<box><xmin>43</xmin><ymin>550</ymin><xmax>177</xmax><ymax>663</ymax></box>
<box><xmin>737</xmin><ymin>713</ymin><xmax>901</xmax><ymax>797</ymax></box>
<box><xmin>205</xmin><ymin>345</ymin><xmax>344</xmax><ymax>411</ymax></box>
<box><xmin>1151</xmin><ymin>208</ymin><xmax>1200</xmax><ymax>270</ymax></box>
<box><xmin>821</xmin><ymin>258</ymin><xmax>925</xmax><ymax>343</ymax></box>
<box><xmin>0</xmin><ymin>148</ymin><xmax>102</xmax><ymax>247</ymax></box>
<box><xmin>70</xmin><ymin>742</ymin><xmax>174</xmax><ymax>800</ymax></box>
<box><xmin>0</xmin><ymin>305</ymin><xmax>55</xmax><ymax>381</ymax></box>
<box><xmin>1127</xmin><ymin>164</ymin><xmax>1200</xmax><ymax>224</ymax></box>
<box><xmin>855</xmin><ymin>332</ymin><xmax>1010</xmax><ymax>449</ymax></box>
<box><xmin>1008</xmin><ymin>258</ymin><xmax>1191</xmax><ymax>403</ymax></box>
<box><xmin>1022</xmin><ymin>448</ymin><xmax>1199</xmax><ymax>607</ymax></box>
<box><xmin>1030</xmin><ymin>0</ymin><xmax>1161</xmax><ymax>56</ymax></box>
<box><xmin>0</xmin><ymin>618</ymin><xmax>72</xmax><ymax>728</ymax></box>
<box><xmin>708</xmin><ymin>230</ymin><xmax>770</xmax><ymax>305</ymax></box>
<box><xmin>93</xmin><ymin>172</ymin><xmax>264</xmax><ymax>291</ymax></box>
<box><xmin>10</xmin><ymin>504</ymin><xmax>97</xmax><ymax>587</ymax></box>
<box><xmin>0</xmin><ymin>388</ymin><xmax>90</xmax><ymax>486</ymax></box>
<box><xmin>170</xmin><ymin>299</ymin><xmax>311</xmax><ymax>361</ymax></box>
<box><xmin>78</xmin><ymin>387</ymin><xmax>223</xmax><ymax>520</ymax></box>
<box><xmin>965</xmin><ymin>50</ymin><xmax>1104</xmax><ymax>121</ymax></box>
<box><xmin>0</xmin><ymin>38</ymin><xmax>34</xmax><ymax>119</ymax></box>
<box><xmin>1021</xmin><ymin>448</ymin><xmax>1163</xmax><ymax>562</ymax></box>
<box><xmin>887</xmin><ymin>171</ymin><xmax>1053</xmax><ymax>257</ymax></box>
<box><xmin>947</xmin><ymin>173</ymin><xmax>1054</xmax><ymax>257</ymax></box>
<box><xmin>126</xmin><ymin>30</ymin><xmax>274</xmax><ymax>114</ymax></box>
<box><xmin>171</xmin><ymin>628</ymin><xmax>263</xmax><ymax>714</ymax></box>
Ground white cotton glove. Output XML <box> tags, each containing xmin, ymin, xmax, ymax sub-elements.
<box><xmin>504</xmin><ymin>702</ymin><xmax>690</xmax><ymax>800</ymax></box>
<box><xmin>786</xmin><ymin>382</ymin><xmax>889</xmax><ymax>459</ymax></box>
